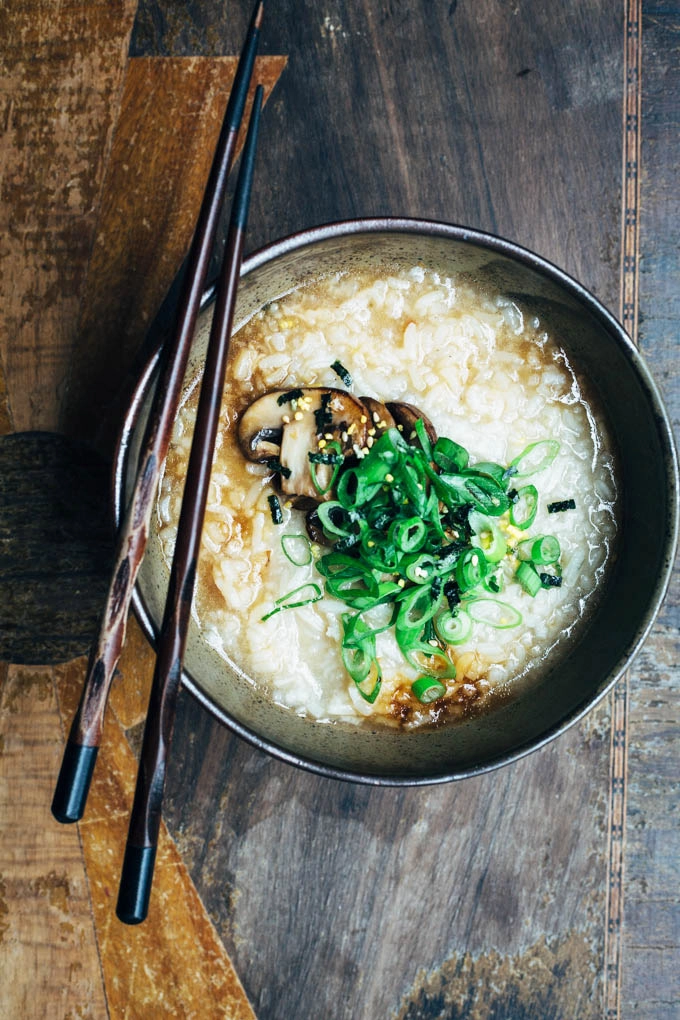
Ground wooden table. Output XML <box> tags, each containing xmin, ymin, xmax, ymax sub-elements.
<box><xmin>1</xmin><ymin>2</ymin><xmax>678</xmax><ymax>1017</ymax></box>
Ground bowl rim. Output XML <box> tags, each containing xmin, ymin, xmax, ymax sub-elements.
<box><xmin>114</xmin><ymin>216</ymin><xmax>680</xmax><ymax>785</ymax></box>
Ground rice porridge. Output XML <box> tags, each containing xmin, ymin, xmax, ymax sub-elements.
<box><xmin>156</xmin><ymin>265</ymin><xmax>619</xmax><ymax>728</ymax></box>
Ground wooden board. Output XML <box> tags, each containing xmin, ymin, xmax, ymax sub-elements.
<box><xmin>1</xmin><ymin>0</ymin><xmax>678</xmax><ymax>1016</ymax></box>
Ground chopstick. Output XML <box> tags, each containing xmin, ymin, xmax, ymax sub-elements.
<box><xmin>51</xmin><ymin>0</ymin><xmax>264</xmax><ymax>826</ymax></box>
<box><xmin>116</xmin><ymin>84</ymin><xmax>264</xmax><ymax>925</ymax></box>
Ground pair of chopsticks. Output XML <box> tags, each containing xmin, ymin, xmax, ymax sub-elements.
<box><xmin>52</xmin><ymin>1</ymin><xmax>265</xmax><ymax>925</ymax></box>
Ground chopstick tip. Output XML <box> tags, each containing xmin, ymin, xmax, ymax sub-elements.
<box><xmin>254</xmin><ymin>1</ymin><xmax>264</xmax><ymax>30</ymax></box>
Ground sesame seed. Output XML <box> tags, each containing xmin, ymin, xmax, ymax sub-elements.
<box><xmin>385</xmin><ymin>473</ymin><xmax>394</xmax><ymax>482</ymax></box>
<box><xmin>360</xmin><ymin>415</ymin><xmax>368</xmax><ymax>423</ymax></box>
<box><xmin>397</xmin><ymin>579</ymin><xmax>405</xmax><ymax>588</ymax></box>
<box><xmin>324</xmin><ymin>433</ymin><xmax>333</xmax><ymax>440</ymax></box>
<box><xmin>282</xmin><ymin>415</ymin><xmax>291</xmax><ymax>424</ymax></box>
<box><xmin>368</xmin><ymin>427</ymin><xmax>376</xmax><ymax>437</ymax></box>
<box><xmin>294</xmin><ymin>411</ymin><xmax>303</xmax><ymax>421</ymax></box>
<box><xmin>341</xmin><ymin>431</ymin><xmax>348</xmax><ymax>442</ymax></box>
<box><xmin>366</xmin><ymin>436</ymin><xmax>374</xmax><ymax>447</ymax></box>
<box><xmin>372</xmin><ymin>411</ymin><xmax>380</xmax><ymax>422</ymax></box>
<box><xmin>318</xmin><ymin>438</ymin><xmax>327</xmax><ymax>448</ymax></box>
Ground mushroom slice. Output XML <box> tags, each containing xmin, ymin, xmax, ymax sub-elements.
<box><xmin>359</xmin><ymin>396</ymin><xmax>396</xmax><ymax>436</ymax></box>
<box><xmin>237</xmin><ymin>390</ymin><xmax>290</xmax><ymax>462</ymax></box>
<box><xmin>386</xmin><ymin>401</ymin><xmax>438</xmax><ymax>446</ymax></box>
<box><xmin>238</xmin><ymin>387</ymin><xmax>369</xmax><ymax>502</ymax></box>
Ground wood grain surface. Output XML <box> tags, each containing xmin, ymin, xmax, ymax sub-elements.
<box><xmin>0</xmin><ymin>0</ymin><xmax>677</xmax><ymax>1017</ymax></box>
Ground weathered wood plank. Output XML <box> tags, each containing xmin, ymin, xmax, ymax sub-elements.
<box><xmin>0</xmin><ymin>664</ymin><xmax>109</xmax><ymax>1019</ymax></box>
<box><xmin>620</xmin><ymin>4</ymin><xmax>680</xmax><ymax>1015</ymax></box>
<box><xmin>54</xmin><ymin>657</ymin><xmax>256</xmax><ymax>1020</ymax></box>
<box><xmin>0</xmin><ymin>0</ymin><xmax>138</xmax><ymax>432</ymax></box>
<box><xmin>60</xmin><ymin>55</ymin><xmax>286</xmax><ymax>451</ymax></box>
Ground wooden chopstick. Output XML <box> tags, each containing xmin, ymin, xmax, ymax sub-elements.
<box><xmin>51</xmin><ymin>0</ymin><xmax>264</xmax><ymax>826</ymax></box>
<box><xmin>116</xmin><ymin>84</ymin><xmax>264</xmax><ymax>926</ymax></box>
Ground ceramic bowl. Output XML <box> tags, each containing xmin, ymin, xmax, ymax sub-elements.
<box><xmin>114</xmin><ymin>219</ymin><xmax>679</xmax><ymax>784</ymax></box>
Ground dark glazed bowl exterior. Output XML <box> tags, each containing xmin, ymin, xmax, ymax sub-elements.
<box><xmin>115</xmin><ymin>219</ymin><xmax>679</xmax><ymax>785</ymax></box>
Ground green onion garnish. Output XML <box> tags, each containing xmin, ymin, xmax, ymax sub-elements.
<box><xmin>547</xmin><ymin>498</ymin><xmax>576</xmax><ymax>513</ymax></box>
<box><xmin>261</xmin><ymin>582</ymin><xmax>323</xmax><ymax>621</ymax></box>
<box><xmin>469</xmin><ymin>510</ymin><xmax>507</xmax><ymax>563</ymax></box>
<box><xmin>465</xmin><ymin>597</ymin><xmax>522</xmax><ymax>629</ymax></box>
<box><xmin>515</xmin><ymin>561</ymin><xmax>542</xmax><ymax>597</ymax></box>
<box><xmin>267</xmin><ymin>493</ymin><xmax>283</xmax><ymax>525</ymax></box>
<box><xmin>309</xmin><ymin>440</ymin><xmax>344</xmax><ymax>496</ymax></box>
<box><xmin>517</xmin><ymin>535</ymin><xmax>561</xmax><ymax>565</ymax></box>
<box><xmin>411</xmin><ymin>676</ymin><xmax>447</xmax><ymax>704</ymax></box>
<box><xmin>281</xmin><ymin>533</ymin><xmax>312</xmax><ymax>566</ymax></box>
<box><xmin>434</xmin><ymin>609</ymin><xmax>472</xmax><ymax>645</ymax></box>
<box><xmin>330</xmin><ymin>360</ymin><xmax>352</xmax><ymax>386</ymax></box>
<box><xmin>509</xmin><ymin>484</ymin><xmax>539</xmax><ymax>530</ymax></box>
<box><xmin>257</xmin><ymin>408</ymin><xmax>564</xmax><ymax>703</ymax></box>
<box><xmin>510</xmin><ymin>439</ymin><xmax>560</xmax><ymax>477</ymax></box>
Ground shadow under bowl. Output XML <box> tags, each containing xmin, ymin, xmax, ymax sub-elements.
<box><xmin>114</xmin><ymin>218</ymin><xmax>679</xmax><ymax>785</ymax></box>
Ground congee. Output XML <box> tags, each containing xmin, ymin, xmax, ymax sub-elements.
<box><xmin>156</xmin><ymin>265</ymin><xmax>619</xmax><ymax>728</ymax></box>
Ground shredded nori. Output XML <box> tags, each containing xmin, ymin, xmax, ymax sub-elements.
<box><xmin>267</xmin><ymin>493</ymin><xmax>283</xmax><ymax>524</ymax></box>
<box><xmin>547</xmin><ymin>498</ymin><xmax>576</xmax><ymax>513</ymax></box>
<box><xmin>330</xmin><ymin>360</ymin><xmax>353</xmax><ymax>386</ymax></box>
<box><xmin>264</xmin><ymin>457</ymin><xmax>291</xmax><ymax>479</ymax></box>
<box><xmin>308</xmin><ymin>450</ymin><xmax>344</xmax><ymax>466</ymax></box>
<box><xmin>314</xmin><ymin>391</ymin><xmax>333</xmax><ymax>433</ymax></box>
<box><xmin>276</xmin><ymin>388</ymin><xmax>304</xmax><ymax>406</ymax></box>
<box><xmin>539</xmin><ymin>572</ymin><xmax>563</xmax><ymax>588</ymax></box>
<box><xmin>443</xmin><ymin>578</ymin><xmax>461</xmax><ymax>611</ymax></box>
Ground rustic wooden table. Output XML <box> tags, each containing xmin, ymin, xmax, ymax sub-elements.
<box><xmin>1</xmin><ymin>2</ymin><xmax>678</xmax><ymax>1018</ymax></box>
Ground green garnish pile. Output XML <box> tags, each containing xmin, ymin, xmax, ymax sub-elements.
<box><xmin>265</xmin><ymin>420</ymin><xmax>569</xmax><ymax>709</ymax></box>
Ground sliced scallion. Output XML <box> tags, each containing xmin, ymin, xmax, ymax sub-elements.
<box><xmin>465</xmin><ymin>597</ymin><xmax>522</xmax><ymax>629</ymax></box>
<box><xmin>517</xmin><ymin>534</ymin><xmax>561</xmax><ymax>565</ymax></box>
<box><xmin>468</xmin><ymin>510</ymin><xmax>507</xmax><ymax>563</ymax></box>
<box><xmin>261</xmin><ymin>582</ymin><xmax>323</xmax><ymax>621</ymax></box>
<box><xmin>510</xmin><ymin>439</ymin><xmax>560</xmax><ymax>477</ymax></box>
<box><xmin>411</xmin><ymin>676</ymin><xmax>447</xmax><ymax>704</ymax></box>
<box><xmin>281</xmin><ymin>533</ymin><xmax>312</xmax><ymax>566</ymax></box>
<box><xmin>515</xmin><ymin>561</ymin><xmax>542</xmax><ymax>597</ymax></box>
<box><xmin>434</xmin><ymin>608</ymin><xmax>472</xmax><ymax>645</ymax></box>
<box><xmin>509</xmin><ymin>484</ymin><xmax>539</xmax><ymax>530</ymax></box>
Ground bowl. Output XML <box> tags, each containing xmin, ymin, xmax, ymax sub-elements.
<box><xmin>114</xmin><ymin>218</ymin><xmax>679</xmax><ymax>784</ymax></box>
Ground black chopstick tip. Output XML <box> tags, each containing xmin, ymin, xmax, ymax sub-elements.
<box><xmin>51</xmin><ymin>741</ymin><xmax>99</xmax><ymax>823</ymax></box>
<box><xmin>116</xmin><ymin>844</ymin><xmax>157</xmax><ymax>925</ymax></box>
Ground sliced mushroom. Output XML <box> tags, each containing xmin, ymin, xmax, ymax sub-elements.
<box><xmin>359</xmin><ymin>396</ymin><xmax>396</xmax><ymax>435</ymax></box>
<box><xmin>386</xmin><ymin>401</ymin><xmax>438</xmax><ymax>446</ymax></box>
<box><xmin>237</xmin><ymin>387</ymin><xmax>369</xmax><ymax>502</ymax></box>
<box><xmin>305</xmin><ymin>507</ymin><xmax>327</xmax><ymax>545</ymax></box>
<box><xmin>237</xmin><ymin>390</ymin><xmax>289</xmax><ymax>462</ymax></box>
